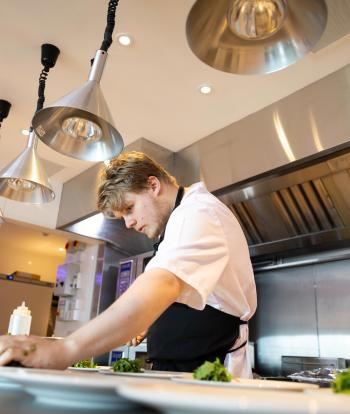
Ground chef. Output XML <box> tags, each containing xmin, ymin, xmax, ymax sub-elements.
<box><xmin>0</xmin><ymin>151</ymin><xmax>256</xmax><ymax>377</ymax></box>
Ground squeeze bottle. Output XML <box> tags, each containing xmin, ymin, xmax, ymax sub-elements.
<box><xmin>8</xmin><ymin>302</ymin><xmax>32</xmax><ymax>335</ymax></box>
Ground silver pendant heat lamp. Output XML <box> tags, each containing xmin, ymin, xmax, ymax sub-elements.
<box><xmin>0</xmin><ymin>44</ymin><xmax>60</xmax><ymax>204</ymax></box>
<box><xmin>0</xmin><ymin>131</ymin><xmax>55</xmax><ymax>203</ymax></box>
<box><xmin>32</xmin><ymin>0</ymin><xmax>124</xmax><ymax>162</ymax></box>
<box><xmin>32</xmin><ymin>50</ymin><xmax>123</xmax><ymax>162</ymax></box>
<box><xmin>186</xmin><ymin>0</ymin><xmax>327</xmax><ymax>75</ymax></box>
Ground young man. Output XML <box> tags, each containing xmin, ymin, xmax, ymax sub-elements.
<box><xmin>0</xmin><ymin>151</ymin><xmax>256</xmax><ymax>377</ymax></box>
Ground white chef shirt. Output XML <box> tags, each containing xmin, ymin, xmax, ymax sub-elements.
<box><xmin>145</xmin><ymin>182</ymin><xmax>257</xmax><ymax>377</ymax></box>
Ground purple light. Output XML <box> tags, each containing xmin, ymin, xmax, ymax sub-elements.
<box><xmin>95</xmin><ymin>272</ymin><xmax>102</xmax><ymax>286</ymax></box>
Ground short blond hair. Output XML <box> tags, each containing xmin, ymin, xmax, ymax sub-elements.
<box><xmin>97</xmin><ymin>151</ymin><xmax>177</xmax><ymax>216</ymax></box>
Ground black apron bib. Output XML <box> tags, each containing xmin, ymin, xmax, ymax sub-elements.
<box><xmin>147</xmin><ymin>186</ymin><xmax>246</xmax><ymax>372</ymax></box>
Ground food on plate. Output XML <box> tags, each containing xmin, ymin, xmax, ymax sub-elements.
<box><xmin>193</xmin><ymin>358</ymin><xmax>232</xmax><ymax>382</ymax></box>
<box><xmin>332</xmin><ymin>368</ymin><xmax>350</xmax><ymax>394</ymax></box>
<box><xmin>73</xmin><ymin>359</ymin><xmax>97</xmax><ymax>368</ymax></box>
<box><xmin>112</xmin><ymin>358</ymin><xmax>141</xmax><ymax>373</ymax></box>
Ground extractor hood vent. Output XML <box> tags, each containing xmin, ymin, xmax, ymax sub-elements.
<box><xmin>218</xmin><ymin>148</ymin><xmax>350</xmax><ymax>258</ymax></box>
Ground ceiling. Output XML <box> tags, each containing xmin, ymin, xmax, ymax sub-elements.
<box><xmin>0</xmin><ymin>0</ymin><xmax>350</xmax><ymax>186</ymax></box>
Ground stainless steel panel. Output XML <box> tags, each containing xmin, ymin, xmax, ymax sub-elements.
<box><xmin>276</xmin><ymin>188</ymin><xmax>308</xmax><ymax>234</ymax></box>
<box><xmin>243</xmin><ymin>195</ymin><xmax>292</xmax><ymax>242</ymax></box>
<box><xmin>270</xmin><ymin>191</ymin><xmax>299</xmax><ymax>237</ymax></box>
<box><xmin>62</xmin><ymin>214</ymin><xmax>153</xmax><ymax>256</ymax></box>
<box><xmin>300</xmin><ymin>181</ymin><xmax>333</xmax><ymax>230</ymax></box>
<box><xmin>312</xmin><ymin>178</ymin><xmax>344</xmax><ymax>228</ymax></box>
<box><xmin>249</xmin><ymin>226</ymin><xmax>350</xmax><ymax>258</ymax></box>
<box><xmin>218</xmin><ymin>149</ymin><xmax>350</xmax><ymax>257</ymax></box>
<box><xmin>322</xmin><ymin>170</ymin><xmax>350</xmax><ymax>226</ymax></box>
<box><xmin>289</xmin><ymin>185</ymin><xmax>320</xmax><ymax>233</ymax></box>
<box><xmin>314</xmin><ymin>259</ymin><xmax>350</xmax><ymax>359</ymax></box>
<box><xmin>252</xmin><ymin>266</ymin><xmax>318</xmax><ymax>376</ymax></box>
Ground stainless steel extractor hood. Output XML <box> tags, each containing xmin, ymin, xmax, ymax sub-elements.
<box><xmin>216</xmin><ymin>145</ymin><xmax>350</xmax><ymax>259</ymax></box>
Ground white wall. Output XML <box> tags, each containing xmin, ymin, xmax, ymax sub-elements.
<box><xmin>0</xmin><ymin>242</ymin><xmax>64</xmax><ymax>283</ymax></box>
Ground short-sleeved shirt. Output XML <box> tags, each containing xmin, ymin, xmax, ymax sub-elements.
<box><xmin>145</xmin><ymin>182</ymin><xmax>257</xmax><ymax>321</ymax></box>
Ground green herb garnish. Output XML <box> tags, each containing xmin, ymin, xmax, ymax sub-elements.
<box><xmin>332</xmin><ymin>369</ymin><xmax>350</xmax><ymax>394</ymax></box>
<box><xmin>193</xmin><ymin>358</ymin><xmax>232</xmax><ymax>382</ymax></box>
<box><xmin>73</xmin><ymin>359</ymin><xmax>97</xmax><ymax>368</ymax></box>
<box><xmin>112</xmin><ymin>358</ymin><xmax>142</xmax><ymax>373</ymax></box>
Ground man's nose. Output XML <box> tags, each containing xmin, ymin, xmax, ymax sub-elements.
<box><xmin>124</xmin><ymin>216</ymin><xmax>136</xmax><ymax>229</ymax></box>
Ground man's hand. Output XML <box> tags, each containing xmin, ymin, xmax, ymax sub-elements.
<box><xmin>126</xmin><ymin>330</ymin><xmax>147</xmax><ymax>347</ymax></box>
<box><xmin>0</xmin><ymin>335</ymin><xmax>75</xmax><ymax>369</ymax></box>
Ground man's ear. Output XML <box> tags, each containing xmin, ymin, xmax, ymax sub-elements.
<box><xmin>147</xmin><ymin>176</ymin><xmax>161</xmax><ymax>196</ymax></box>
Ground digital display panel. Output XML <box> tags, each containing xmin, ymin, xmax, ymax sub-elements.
<box><xmin>116</xmin><ymin>260</ymin><xmax>133</xmax><ymax>298</ymax></box>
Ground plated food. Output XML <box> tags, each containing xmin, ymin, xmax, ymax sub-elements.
<box><xmin>193</xmin><ymin>358</ymin><xmax>232</xmax><ymax>382</ymax></box>
<box><xmin>332</xmin><ymin>369</ymin><xmax>350</xmax><ymax>395</ymax></box>
<box><xmin>73</xmin><ymin>359</ymin><xmax>97</xmax><ymax>369</ymax></box>
<box><xmin>112</xmin><ymin>358</ymin><xmax>141</xmax><ymax>373</ymax></box>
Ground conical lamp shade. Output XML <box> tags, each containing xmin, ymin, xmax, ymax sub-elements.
<box><xmin>32</xmin><ymin>50</ymin><xmax>124</xmax><ymax>162</ymax></box>
<box><xmin>186</xmin><ymin>0</ymin><xmax>327</xmax><ymax>75</ymax></box>
<box><xmin>32</xmin><ymin>80</ymin><xmax>123</xmax><ymax>162</ymax></box>
<box><xmin>0</xmin><ymin>132</ymin><xmax>55</xmax><ymax>203</ymax></box>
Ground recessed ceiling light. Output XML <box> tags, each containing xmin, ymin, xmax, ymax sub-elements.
<box><xmin>21</xmin><ymin>129</ymin><xmax>30</xmax><ymax>136</ymax></box>
<box><xmin>198</xmin><ymin>84</ymin><xmax>212</xmax><ymax>94</ymax></box>
<box><xmin>58</xmin><ymin>247</ymin><xmax>65</xmax><ymax>252</ymax></box>
<box><xmin>117</xmin><ymin>34</ymin><xmax>132</xmax><ymax>46</ymax></box>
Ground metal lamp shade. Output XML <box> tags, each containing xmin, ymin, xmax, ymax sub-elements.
<box><xmin>32</xmin><ymin>81</ymin><xmax>123</xmax><ymax>162</ymax></box>
<box><xmin>32</xmin><ymin>50</ymin><xmax>124</xmax><ymax>162</ymax></box>
<box><xmin>0</xmin><ymin>132</ymin><xmax>55</xmax><ymax>203</ymax></box>
<box><xmin>186</xmin><ymin>0</ymin><xmax>327</xmax><ymax>75</ymax></box>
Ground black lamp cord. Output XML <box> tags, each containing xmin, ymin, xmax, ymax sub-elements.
<box><xmin>32</xmin><ymin>40</ymin><xmax>61</xmax><ymax>128</ymax></box>
<box><xmin>100</xmin><ymin>0</ymin><xmax>119</xmax><ymax>52</ymax></box>
<box><xmin>35</xmin><ymin>64</ymin><xmax>51</xmax><ymax>115</ymax></box>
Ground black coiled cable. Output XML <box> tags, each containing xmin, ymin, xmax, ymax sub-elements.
<box><xmin>36</xmin><ymin>65</ymin><xmax>50</xmax><ymax>113</ymax></box>
<box><xmin>100</xmin><ymin>0</ymin><xmax>119</xmax><ymax>52</ymax></box>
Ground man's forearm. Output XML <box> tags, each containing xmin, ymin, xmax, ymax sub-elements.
<box><xmin>62</xmin><ymin>268</ymin><xmax>183</xmax><ymax>363</ymax></box>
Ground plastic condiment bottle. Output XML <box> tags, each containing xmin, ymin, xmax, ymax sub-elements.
<box><xmin>8</xmin><ymin>302</ymin><xmax>32</xmax><ymax>335</ymax></box>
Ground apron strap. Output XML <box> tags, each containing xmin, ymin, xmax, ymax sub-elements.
<box><xmin>227</xmin><ymin>340</ymin><xmax>247</xmax><ymax>353</ymax></box>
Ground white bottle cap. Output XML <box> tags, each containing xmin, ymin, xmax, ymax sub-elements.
<box><xmin>13</xmin><ymin>301</ymin><xmax>31</xmax><ymax>316</ymax></box>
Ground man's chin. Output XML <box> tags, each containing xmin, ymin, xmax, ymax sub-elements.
<box><xmin>144</xmin><ymin>228</ymin><xmax>161</xmax><ymax>240</ymax></box>
<box><xmin>145</xmin><ymin>231</ymin><xmax>157</xmax><ymax>239</ymax></box>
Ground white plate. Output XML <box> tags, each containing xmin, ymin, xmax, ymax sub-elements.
<box><xmin>172</xmin><ymin>377</ymin><xmax>319</xmax><ymax>391</ymax></box>
<box><xmin>117</xmin><ymin>380</ymin><xmax>350</xmax><ymax>414</ymax></box>
<box><xmin>0</xmin><ymin>367</ymin><xmax>136</xmax><ymax>409</ymax></box>
<box><xmin>101</xmin><ymin>369</ymin><xmax>183</xmax><ymax>379</ymax></box>
<box><xmin>67</xmin><ymin>366</ymin><xmax>111</xmax><ymax>372</ymax></box>
<box><xmin>0</xmin><ymin>367</ymin><xmax>23</xmax><ymax>390</ymax></box>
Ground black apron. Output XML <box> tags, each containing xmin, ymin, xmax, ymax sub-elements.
<box><xmin>148</xmin><ymin>186</ymin><xmax>247</xmax><ymax>372</ymax></box>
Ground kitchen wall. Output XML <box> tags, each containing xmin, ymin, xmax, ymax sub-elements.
<box><xmin>250</xmin><ymin>249</ymin><xmax>350</xmax><ymax>376</ymax></box>
<box><xmin>0</xmin><ymin>243</ymin><xmax>64</xmax><ymax>283</ymax></box>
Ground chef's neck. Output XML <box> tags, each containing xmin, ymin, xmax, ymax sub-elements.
<box><xmin>159</xmin><ymin>183</ymin><xmax>184</xmax><ymax>221</ymax></box>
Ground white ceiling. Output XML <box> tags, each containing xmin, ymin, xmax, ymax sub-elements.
<box><xmin>0</xmin><ymin>0</ymin><xmax>350</xmax><ymax>186</ymax></box>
